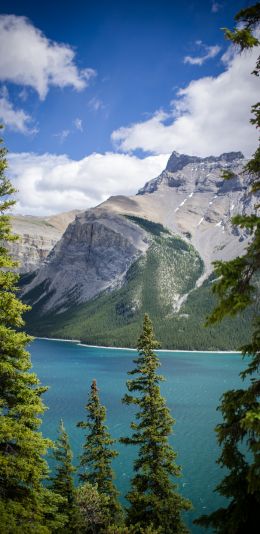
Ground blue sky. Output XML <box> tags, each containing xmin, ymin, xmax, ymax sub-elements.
<box><xmin>0</xmin><ymin>0</ymin><xmax>259</xmax><ymax>214</ymax></box>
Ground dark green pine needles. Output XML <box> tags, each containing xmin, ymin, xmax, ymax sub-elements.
<box><xmin>50</xmin><ymin>420</ymin><xmax>80</xmax><ymax>532</ymax></box>
<box><xmin>195</xmin><ymin>4</ymin><xmax>260</xmax><ymax>533</ymax></box>
<box><xmin>121</xmin><ymin>314</ymin><xmax>191</xmax><ymax>533</ymax></box>
<box><xmin>77</xmin><ymin>379</ymin><xmax>122</xmax><ymax>524</ymax></box>
<box><xmin>0</xmin><ymin>126</ymin><xmax>65</xmax><ymax>532</ymax></box>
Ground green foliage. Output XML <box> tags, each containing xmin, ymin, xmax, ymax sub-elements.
<box><xmin>50</xmin><ymin>419</ymin><xmax>80</xmax><ymax>532</ymax></box>
<box><xmin>0</xmin><ymin>127</ymin><xmax>65</xmax><ymax>532</ymax></box>
<box><xmin>23</xmin><ymin>267</ymin><xmax>253</xmax><ymax>351</ymax></box>
<box><xmin>124</xmin><ymin>215</ymin><xmax>170</xmax><ymax>236</ymax></box>
<box><xmin>25</xmin><ymin>231</ymin><xmax>243</xmax><ymax>350</ymax></box>
<box><xmin>195</xmin><ymin>5</ymin><xmax>260</xmax><ymax>532</ymax></box>
<box><xmin>0</xmin><ymin>129</ymin><xmax>66</xmax><ymax>532</ymax></box>
<box><xmin>106</xmin><ymin>525</ymin><xmax>162</xmax><ymax>533</ymax></box>
<box><xmin>76</xmin><ymin>482</ymin><xmax>111</xmax><ymax>533</ymax></box>
<box><xmin>223</xmin><ymin>3</ymin><xmax>260</xmax><ymax>53</ymax></box>
<box><xmin>121</xmin><ymin>315</ymin><xmax>191</xmax><ymax>533</ymax></box>
<box><xmin>223</xmin><ymin>26</ymin><xmax>259</xmax><ymax>50</ymax></box>
<box><xmin>206</xmin><ymin>255</ymin><xmax>257</xmax><ymax>325</ymax></box>
<box><xmin>194</xmin><ymin>378</ymin><xmax>260</xmax><ymax>532</ymax></box>
<box><xmin>77</xmin><ymin>379</ymin><xmax>123</xmax><ymax>525</ymax></box>
<box><xmin>221</xmin><ymin>169</ymin><xmax>236</xmax><ymax>181</ymax></box>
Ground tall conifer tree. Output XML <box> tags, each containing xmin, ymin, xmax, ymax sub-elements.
<box><xmin>0</xmin><ymin>127</ymin><xmax>64</xmax><ymax>532</ymax></box>
<box><xmin>50</xmin><ymin>419</ymin><xmax>79</xmax><ymax>532</ymax></box>
<box><xmin>195</xmin><ymin>4</ymin><xmax>260</xmax><ymax>532</ymax></box>
<box><xmin>77</xmin><ymin>379</ymin><xmax>122</xmax><ymax>525</ymax></box>
<box><xmin>121</xmin><ymin>314</ymin><xmax>191</xmax><ymax>533</ymax></box>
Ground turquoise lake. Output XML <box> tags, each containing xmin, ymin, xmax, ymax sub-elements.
<box><xmin>30</xmin><ymin>338</ymin><xmax>248</xmax><ymax>533</ymax></box>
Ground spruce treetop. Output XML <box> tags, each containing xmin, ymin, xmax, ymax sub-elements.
<box><xmin>50</xmin><ymin>419</ymin><xmax>80</xmax><ymax>533</ymax></box>
<box><xmin>77</xmin><ymin>378</ymin><xmax>122</xmax><ymax>524</ymax></box>
<box><xmin>121</xmin><ymin>314</ymin><xmax>191</xmax><ymax>533</ymax></box>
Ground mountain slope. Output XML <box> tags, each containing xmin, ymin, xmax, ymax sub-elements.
<box><xmin>20</xmin><ymin>150</ymin><xmax>258</xmax><ymax>349</ymax></box>
<box><xmin>10</xmin><ymin>210</ymin><xmax>80</xmax><ymax>273</ymax></box>
<box><xmin>23</xmin><ymin>253</ymin><xmax>253</xmax><ymax>351</ymax></box>
<box><xmin>99</xmin><ymin>151</ymin><xmax>254</xmax><ymax>279</ymax></box>
<box><xmin>22</xmin><ymin>216</ymin><xmax>254</xmax><ymax>350</ymax></box>
<box><xmin>21</xmin><ymin>211</ymin><xmax>149</xmax><ymax>313</ymax></box>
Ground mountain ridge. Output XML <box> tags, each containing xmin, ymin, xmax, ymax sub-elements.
<box><xmin>17</xmin><ymin>149</ymin><xmax>258</xmax><ymax>349</ymax></box>
<box><xmin>10</xmin><ymin>210</ymin><xmax>80</xmax><ymax>273</ymax></box>
<box><xmin>138</xmin><ymin>151</ymin><xmax>245</xmax><ymax>194</ymax></box>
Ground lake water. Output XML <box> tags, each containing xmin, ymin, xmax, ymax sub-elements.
<box><xmin>30</xmin><ymin>338</ymin><xmax>247</xmax><ymax>533</ymax></box>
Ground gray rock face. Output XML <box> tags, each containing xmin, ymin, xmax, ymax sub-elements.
<box><xmin>100</xmin><ymin>150</ymin><xmax>257</xmax><ymax>280</ymax></box>
<box><xmin>21</xmin><ymin>149</ymin><xmax>258</xmax><ymax>316</ymax></box>
<box><xmin>138</xmin><ymin>151</ymin><xmax>245</xmax><ymax>195</ymax></box>
<box><xmin>10</xmin><ymin>211</ymin><xmax>80</xmax><ymax>273</ymax></box>
<box><xmin>23</xmin><ymin>210</ymin><xmax>149</xmax><ymax>312</ymax></box>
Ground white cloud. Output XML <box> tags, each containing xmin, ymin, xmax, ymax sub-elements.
<box><xmin>211</xmin><ymin>2</ymin><xmax>222</xmax><ymax>13</ymax></box>
<box><xmin>18</xmin><ymin>87</ymin><xmax>29</xmax><ymax>101</ymax></box>
<box><xmin>74</xmin><ymin>118</ymin><xmax>83</xmax><ymax>131</ymax></box>
<box><xmin>8</xmin><ymin>151</ymin><xmax>169</xmax><ymax>215</ymax></box>
<box><xmin>112</xmin><ymin>45</ymin><xmax>260</xmax><ymax>158</ymax></box>
<box><xmin>0</xmin><ymin>87</ymin><xmax>36</xmax><ymax>133</ymax></box>
<box><xmin>53</xmin><ymin>129</ymin><xmax>70</xmax><ymax>143</ymax></box>
<box><xmin>88</xmin><ymin>96</ymin><xmax>104</xmax><ymax>111</ymax></box>
<box><xmin>0</xmin><ymin>15</ymin><xmax>96</xmax><ymax>100</ymax></box>
<box><xmin>184</xmin><ymin>44</ymin><xmax>221</xmax><ymax>66</ymax></box>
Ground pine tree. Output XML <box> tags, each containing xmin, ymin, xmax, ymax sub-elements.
<box><xmin>195</xmin><ymin>4</ymin><xmax>260</xmax><ymax>532</ymax></box>
<box><xmin>76</xmin><ymin>481</ymin><xmax>111</xmax><ymax>533</ymax></box>
<box><xmin>77</xmin><ymin>379</ymin><xmax>122</xmax><ymax>526</ymax></box>
<box><xmin>0</xmin><ymin>126</ymin><xmax>64</xmax><ymax>532</ymax></box>
<box><xmin>106</xmin><ymin>524</ymin><xmax>162</xmax><ymax>533</ymax></box>
<box><xmin>50</xmin><ymin>419</ymin><xmax>80</xmax><ymax>532</ymax></box>
<box><xmin>121</xmin><ymin>314</ymin><xmax>191</xmax><ymax>533</ymax></box>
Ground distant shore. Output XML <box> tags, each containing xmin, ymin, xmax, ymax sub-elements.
<box><xmin>36</xmin><ymin>337</ymin><xmax>240</xmax><ymax>354</ymax></box>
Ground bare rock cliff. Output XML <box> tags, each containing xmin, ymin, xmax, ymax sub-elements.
<box><xmin>10</xmin><ymin>210</ymin><xmax>80</xmax><ymax>273</ymax></box>
<box><xmin>100</xmin><ymin>151</ymin><xmax>256</xmax><ymax>279</ymax></box>
<box><xmin>22</xmin><ymin>210</ymin><xmax>149</xmax><ymax>312</ymax></box>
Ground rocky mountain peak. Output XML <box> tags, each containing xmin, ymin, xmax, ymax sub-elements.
<box><xmin>19</xmin><ymin>146</ymin><xmax>256</xmax><ymax>342</ymax></box>
<box><xmin>137</xmin><ymin>150</ymin><xmax>245</xmax><ymax>195</ymax></box>
<box><xmin>165</xmin><ymin>150</ymin><xmax>244</xmax><ymax>173</ymax></box>
<box><xmin>166</xmin><ymin>152</ymin><xmax>200</xmax><ymax>173</ymax></box>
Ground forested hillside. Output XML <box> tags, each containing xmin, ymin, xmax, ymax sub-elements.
<box><xmin>22</xmin><ymin>218</ymin><xmax>253</xmax><ymax>349</ymax></box>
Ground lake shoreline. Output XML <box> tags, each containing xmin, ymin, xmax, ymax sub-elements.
<box><xmin>36</xmin><ymin>336</ymin><xmax>240</xmax><ymax>354</ymax></box>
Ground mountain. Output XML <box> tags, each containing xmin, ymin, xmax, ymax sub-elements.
<box><xmin>20</xmin><ymin>151</ymin><xmax>257</xmax><ymax>349</ymax></box>
<box><xmin>21</xmin><ymin>210</ymin><xmax>149</xmax><ymax>313</ymax></box>
<box><xmin>10</xmin><ymin>210</ymin><xmax>80</xmax><ymax>272</ymax></box>
<box><xmin>100</xmin><ymin>151</ymin><xmax>252</xmax><ymax>279</ymax></box>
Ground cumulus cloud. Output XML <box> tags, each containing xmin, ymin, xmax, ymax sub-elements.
<box><xmin>0</xmin><ymin>87</ymin><xmax>36</xmax><ymax>133</ymax></box>
<box><xmin>8</xmin><ymin>151</ymin><xmax>169</xmax><ymax>215</ymax></box>
<box><xmin>184</xmin><ymin>44</ymin><xmax>221</xmax><ymax>66</ymax></box>
<box><xmin>0</xmin><ymin>15</ymin><xmax>96</xmax><ymax>100</ymax></box>
<box><xmin>112</xmin><ymin>45</ymin><xmax>259</xmax><ymax>157</ymax></box>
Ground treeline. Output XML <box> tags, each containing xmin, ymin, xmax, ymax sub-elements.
<box><xmin>21</xmin><ymin>218</ymin><xmax>252</xmax><ymax>351</ymax></box>
<box><xmin>23</xmin><ymin>262</ymin><xmax>253</xmax><ymax>351</ymax></box>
